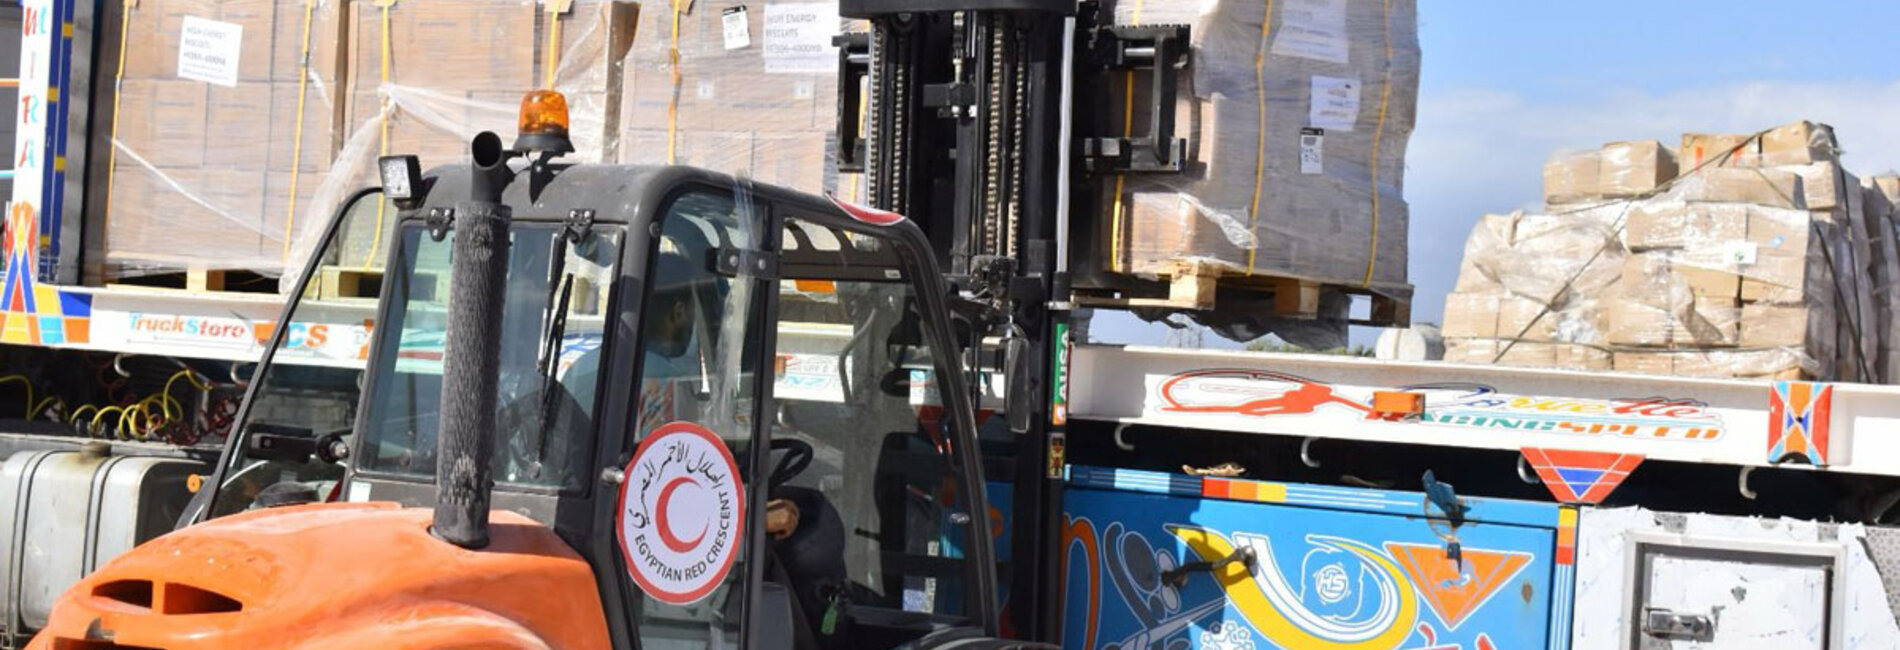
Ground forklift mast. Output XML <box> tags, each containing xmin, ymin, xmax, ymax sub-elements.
<box><xmin>834</xmin><ymin>1</ymin><xmax>1190</xmax><ymax>640</ymax></box>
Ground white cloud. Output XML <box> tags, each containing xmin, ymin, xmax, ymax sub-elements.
<box><xmin>1406</xmin><ymin>79</ymin><xmax>1900</xmax><ymax>325</ymax></box>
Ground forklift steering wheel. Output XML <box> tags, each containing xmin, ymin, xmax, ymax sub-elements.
<box><xmin>768</xmin><ymin>438</ymin><xmax>814</xmax><ymax>488</ymax></box>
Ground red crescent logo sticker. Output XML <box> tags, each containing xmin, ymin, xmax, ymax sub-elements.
<box><xmin>615</xmin><ymin>421</ymin><xmax>746</xmax><ymax>605</ymax></box>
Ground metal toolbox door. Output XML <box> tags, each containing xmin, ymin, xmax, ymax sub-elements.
<box><xmin>1061</xmin><ymin>468</ymin><xmax>1567</xmax><ymax>650</ymax></box>
<box><xmin>1627</xmin><ymin>534</ymin><xmax>1839</xmax><ymax>649</ymax></box>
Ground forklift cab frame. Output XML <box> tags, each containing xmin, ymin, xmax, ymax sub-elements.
<box><xmin>180</xmin><ymin>160</ymin><xmax>1002</xmax><ymax>650</ymax></box>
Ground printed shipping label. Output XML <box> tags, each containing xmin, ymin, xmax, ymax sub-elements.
<box><xmin>722</xmin><ymin>7</ymin><xmax>751</xmax><ymax>50</ymax></box>
<box><xmin>1272</xmin><ymin>0</ymin><xmax>1350</xmax><ymax>64</ymax></box>
<box><xmin>177</xmin><ymin>16</ymin><xmax>244</xmax><ymax>87</ymax></box>
<box><xmin>1299</xmin><ymin>128</ymin><xmax>1324</xmax><ymax>174</ymax></box>
<box><xmin>764</xmin><ymin>3</ymin><xmax>841</xmax><ymax>74</ymax></box>
<box><xmin>1309</xmin><ymin>76</ymin><xmax>1360</xmax><ymax>132</ymax></box>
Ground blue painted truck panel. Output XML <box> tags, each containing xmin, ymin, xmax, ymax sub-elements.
<box><xmin>1062</xmin><ymin>466</ymin><xmax>1575</xmax><ymax>650</ymax></box>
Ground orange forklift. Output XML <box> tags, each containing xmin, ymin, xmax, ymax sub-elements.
<box><xmin>36</xmin><ymin>0</ymin><xmax>1190</xmax><ymax>645</ymax></box>
<box><xmin>35</xmin><ymin>89</ymin><xmax>1027</xmax><ymax>648</ymax></box>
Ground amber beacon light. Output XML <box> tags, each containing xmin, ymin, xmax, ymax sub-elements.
<box><xmin>516</xmin><ymin>89</ymin><xmax>576</xmax><ymax>154</ymax></box>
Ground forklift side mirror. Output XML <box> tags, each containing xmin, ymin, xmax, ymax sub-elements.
<box><xmin>1005</xmin><ymin>336</ymin><xmax>1032</xmax><ymax>434</ymax></box>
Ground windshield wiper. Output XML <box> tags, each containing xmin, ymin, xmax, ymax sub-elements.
<box><xmin>529</xmin><ymin>236</ymin><xmax>578</xmax><ymax>475</ymax></box>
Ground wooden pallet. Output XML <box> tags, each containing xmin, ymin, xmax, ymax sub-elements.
<box><xmin>319</xmin><ymin>266</ymin><xmax>385</xmax><ymax>300</ymax></box>
<box><xmin>106</xmin><ymin>265</ymin><xmax>280</xmax><ymax>295</ymax></box>
<box><xmin>1073</xmin><ymin>262</ymin><xmax>1412</xmax><ymax>327</ymax></box>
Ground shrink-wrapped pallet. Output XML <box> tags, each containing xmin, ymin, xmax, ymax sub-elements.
<box><xmin>102</xmin><ymin>0</ymin><xmax>350</xmax><ymax>279</ymax></box>
<box><xmin>1441</xmin><ymin>120</ymin><xmax>1888</xmax><ymax>381</ymax></box>
<box><xmin>1102</xmin><ymin>0</ymin><xmax>1417</xmax><ymax>298</ymax></box>
<box><xmin>614</xmin><ymin>0</ymin><xmax>851</xmax><ymax>195</ymax></box>
<box><xmin>103</xmin><ymin>0</ymin><xmax>644</xmax><ymax>281</ymax></box>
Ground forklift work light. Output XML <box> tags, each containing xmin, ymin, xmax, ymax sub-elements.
<box><xmin>515</xmin><ymin>90</ymin><xmax>575</xmax><ymax>155</ymax></box>
<box><xmin>378</xmin><ymin>155</ymin><xmax>424</xmax><ymax>210</ymax></box>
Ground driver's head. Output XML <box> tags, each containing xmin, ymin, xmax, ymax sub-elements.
<box><xmin>646</xmin><ymin>254</ymin><xmax>701</xmax><ymax>360</ymax></box>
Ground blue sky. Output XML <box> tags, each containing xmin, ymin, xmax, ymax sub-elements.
<box><xmin>1096</xmin><ymin>0</ymin><xmax>1900</xmax><ymax>347</ymax></box>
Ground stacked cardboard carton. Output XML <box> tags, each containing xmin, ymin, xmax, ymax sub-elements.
<box><xmin>614</xmin><ymin>0</ymin><xmax>848</xmax><ymax>195</ymax></box>
<box><xmin>1101</xmin><ymin>0</ymin><xmax>1418</xmax><ymax>296</ymax></box>
<box><xmin>104</xmin><ymin>0</ymin><xmax>349</xmax><ymax>276</ymax></box>
<box><xmin>1445</xmin><ymin>121</ymin><xmax>1889</xmax><ymax>382</ymax></box>
<box><xmin>102</xmin><ymin>0</ymin><xmax>641</xmax><ymax>279</ymax></box>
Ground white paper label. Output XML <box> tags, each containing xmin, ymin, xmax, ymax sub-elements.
<box><xmin>1309</xmin><ymin>76</ymin><xmax>1360</xmax><ymax>132</ymax></box>
<box><xmin>1722</xmin><ymin>240</ymin><xmax>1759</xmax><ymax>266</ymax></box>
<box><xmin>1300</xmin><ymin>128</ymin><xmax>1324</xmax><ymax>174</ymax></box>
<box><xmin>176</xmin><ymin>16</ymin><xmax>244</xmax><ymax>87</ymax></box>
<box><xmin>763</xmin><ymin>3</ymin><xmax>840</xmax><ymax>74</ymax></box>
<box><xmin>722</xmin><ymin>7</ymin><xmax>751</xmax><ymax>50</ymax></box>
<box><xmin>1272</xmin><ymin>0</ymin><xmax>1350</xmax><ymax>64</ymax></box>
<box><xmin>346</xmin><ymin>481</ymin><xmax>371</xmax><ymax>503</ymax></box>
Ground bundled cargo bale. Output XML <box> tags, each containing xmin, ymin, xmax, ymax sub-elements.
<box><xmin>102</xmin><ymin>0</ymin><xmax>350</xmax><ymax>279</ymax></box>
<box><xmin>1101</xmin><ymin>0</ymin><xmax>1418</xmax><ymax>301</ymax></box>
<box><xmin>1442</xmin><ymin>120</ymin><xmax>1886</xmax><ymax>381</ymax></box>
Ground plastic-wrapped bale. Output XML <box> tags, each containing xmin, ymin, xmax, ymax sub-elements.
<box><xmin>1865</xmin><ymin>177</ymin><xmax>1900</xmax><ymax>382</ymax></box>
<box><xmin>102</xmin><ymin>0</ymin><xmax>350</xmax><ymax>281</ymax></box>
<box><xmin>1101</xmin><ymin>0</ymin><xmax>1417</xmax><ymax>300</ymax></box>
<box><xmin>1440</xmin><ymin>208</ymin><xmax>1621</xmax><ymax>369</ymax></box>
<box><xmin>615</xmin><ymin>0</ymin><xmax>852</xmax><ymax>196</ymax></box>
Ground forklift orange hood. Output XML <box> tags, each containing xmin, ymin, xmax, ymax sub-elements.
<box><xmin>30</xmin><ymin>502</ymin><xmax>610</xmax><ymax>650</ymax></box>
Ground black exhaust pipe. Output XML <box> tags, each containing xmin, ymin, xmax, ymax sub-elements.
<box><xmin>433</xmin><ymin>132</ymin><xmax>515</xmax><ymax>549</ymax></box>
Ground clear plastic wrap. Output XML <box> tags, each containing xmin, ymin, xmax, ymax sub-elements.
<box><xmin>614</xmin><ymin>0</ymin><xmax>850</xmax><ymax>195</ymax></box>
<box><xmin>1104</xmin><ymin>0</ymin><xmax>1417</xmax><ymax>294</ymax></box>
<box><xmin>102</xmin><ymin>0</ymin><xmax>350</xmax><ymax>279</ymax></box>
<box><xmin>1442</xmin><ymin>121</ymin><xmax>1884</xmax><ymax>381</ymax></box>
<box><xmin>102</xmin><ymin>0</ymin><xmax>640</xmax><ymax>281</ymax></box>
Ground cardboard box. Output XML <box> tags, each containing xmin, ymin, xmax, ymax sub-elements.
<box><xmin>1600</xmin><ymin>140</ymin><xmax>1678</xmax><ymax>197</ymax></box>
<box><xmin>1759</xmin><ymin>120</ymin><xmax>1835</xmax><ymax>166</ymax></box>
<box><xmin>1612</xmin><ymin>351</ymin><xmax>1676</xmax><ymax>376</ymax></box>
<box><xmin>1681</xmin><ymin>132</ymin><xmax>1758</xmax><ymax>168</ymax></box>
<box><xmin>1625</xmin><ymin>202</ymin><xmax>1747</xmax><ymax>250</ymax></box>
<box><xmin>347</xmin><ymin>0</ymin><xmax>537</xmax><ymax>93</ymax></box>
<box><xmin>1441</xmin><ymin>293</ymin><xmax>1501</xmax><ymax>339</ymax></box>
<box><xmin>112</xmin><ymin>80</ymin><xmax>210</xmax><ymax>169</ymax></box>
<box><xmin>1498</xmin><ymin>296</ymin><xmax>1557</xmax><ymax>341</ymax></box>
<box><xmin>1621</xmin><ymin>251</ymin><xmax>1741</xmax><ymax>301</ymax></box>
<box><xmin>1679</xmin><ymin>167</ymin><xmax>1804</xmax><ymax>208</ymax></box>
<box><xmin>268</xmin><ymin>82</ymin><xmax>344</xmax><ymax>173</ymax></box>
<box><xmin>1739</xmin><ymin>248</ymin><xmax>1817</xmax><ymax>303</ymax></box>
<box><xmin>1442</xmin><ymin>338</ymin><xmax>1495</xmax><ymax>365</ymax></box>
<box><xmin>1787</xmin><ymin>162</ymin><xmax>1849</xmax><ymax>210</ymax></box>
<box><xmin>203</xmin><ymin>83</ymin><xmax>275</xmax><ymax>168</ymax></box>
<box><xmin>1542</xmin><ymin>151</ymin><xmax>1601</xmax><ymax>204</ymax></box>
<box><xmin>217</xmin><ymin>0</ymin><xmax>276</xmax><ymax>83</ymax></box>
<box><xmin>1740</xmin><ymin>303</ymin><xmax>1815</xmax><ymax>349</ymax></box>
<box><xmin>1554</xmin><ymin>344</ymin><xmax>1613</xmax><ymax>371</ymax></box>
<box><xmin>1607</xmin><ymin>297</ymin><xmax>1740</xmax><ymax>348</ymax></box>
<box><xmin>1496</xmin><ymin>342</ymin><xmax>1558</xmax><ymax>367</ymax></box>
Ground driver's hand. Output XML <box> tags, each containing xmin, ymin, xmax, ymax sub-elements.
<box><xmin>766</xmin><ymin>498</ymin><xmax>801</xmax><ymax>540</ymax></box>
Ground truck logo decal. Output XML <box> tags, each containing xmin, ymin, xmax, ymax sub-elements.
<box><xmin>615</xmin><ymin>421</ymin><xmax>745</xmax><ymax>605</ymax></box>
<box><xmin>1171</xmin><ymin>525</ymin><xmax>1420</xmax><ymax>649</ymax></box>
<box><xmin>1158</xmin><ymin>369</ymin><xmax>1727</xmax><ymax>442</ymax></box>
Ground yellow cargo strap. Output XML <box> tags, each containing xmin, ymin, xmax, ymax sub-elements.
<box><xmin>544</xmin><ymin>0</ymin><xmax>575</xmax><ymax>89</ymax></box>
<box><xmin>1107</xmin><ymin>0</ymin><xmax>1145</xmax><ymax>274</ymax></box>
<box><xmin>281</xmin><ymin>0</ymin><xmax>319</xmax><ymax>264</ymax></box>
<box><xmin>1246</xmin><ymin>0</ymin><xmax>1274</xmax><ymax>275</ymax></box>
<box><xmin>369</xmin><ymin>0</ymin><xmax>397</xmax><ymax>269</ymax></box>
<box><xmin>102</xmin><ymin>0</ymin><xmax>137</xmax><ymax>235</ymax></box>
<box><xmin>1362</xmin><ymin>0</ymin><xmax>1394</xmax><ymax>288</ymax></box>
<box><xmin>667</xmin><ymin>0</ymin><xmax>686</xmax><ymax>164</ymax></box>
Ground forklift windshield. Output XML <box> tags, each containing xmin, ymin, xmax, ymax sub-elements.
<box><xmin>353</xmin><ymin>222</ymin><xmax>623</xmax><ymax>490</ymax></box>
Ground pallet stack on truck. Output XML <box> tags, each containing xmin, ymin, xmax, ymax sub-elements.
<box><xmin>0</xmin><ymin>0</ymin><xmax>1895</xmax><ymax>648</ymax></box>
